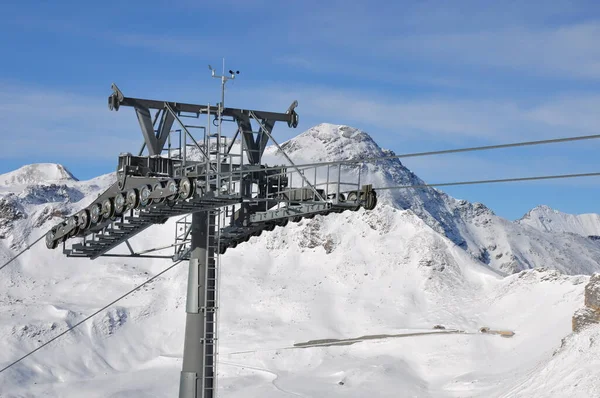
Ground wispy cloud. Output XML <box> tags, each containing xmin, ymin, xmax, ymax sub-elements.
<box><xmin>234</xmin><ymin>83</ymin><xmax>600</xmax><ymax>145</ymax></box>
<box><xmin>116</xmin><ymin>34</ymin><xmax>210</xmax><ymax>56</ymax></box>
<box><xmin>0</xmin><ymin>82</ymin><xmax>140</xmax><ymax>161</ymax></box>
<box><xmin>526</xmin><ymin>94</ymin><xmax>600</xmax><ymax>131</ymax></box>
<box><xmin>5</xmin><ymin>13</ymin><xmax>212</xmax><ymax>57</ymax></box>
<box><xmin>272</xmin><ymin>2</ymin><xmax>600</xmax><ymax>82</ymax></box>
<box><xmin>382</xmin><ymin>22</ymin><xmax>600</xmax><ymax>80</ymax></box>
<box><xmin>272</xmin><ymin>53</ymin><xmax>470</xmax><ymax>90</ymax></box>
<box><xmin>274</xmin><ymin>55</ymin><xmax>319</xmax><ymax>72</ymax></box>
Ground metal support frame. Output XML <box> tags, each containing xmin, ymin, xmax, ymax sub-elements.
<box><xmin>109</xmin><ymin>84</ymin><xmax>299</xmax><ymax>127</ymax></box>
<box><xmin>180</xmin><ymin>211</ymin><xmax>218</xmax><ymax>398</ymax></box>
<box><xmin>165</xmin><ymin>103</ymin><xmax>213</xmax><ymax>166</ymax></box>
<box><xmin>235</xmin><ymin>114</ymin><xmax>274</xmax><ymax>165</ymax></box>
<box><xmin>249</xmin><ymin>111</ymin><xmax>325</xmax><ymax>202</ymax></box>
<box><xmin>133</xmin><ymin>106</ymin><xmax>175</xmax><ymax>156</ymax></box>
<box><xmin>49</xmin><ymin>78</ymin><xmax>379</xmax><ymax>397</ymax></box>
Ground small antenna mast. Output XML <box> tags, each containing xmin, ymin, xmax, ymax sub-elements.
<box><xmin>208</xmin><ymin>59</ymin><xmax>240</xmax><ymax>150</ymax></box>
<box><xmin>208</xmin><ymin>59</ymin><xmax>239</xmax><ymax>111</ymax></box>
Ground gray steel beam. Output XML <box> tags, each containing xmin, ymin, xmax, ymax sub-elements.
<box><xmin>249</xmin><ymin>203</ymin><xmax>331</xmax><ymax>222</ymax></box>
<box><xmin>180</xmin><ymin>211</ymin><xmax>215</xmax><ymax>398</ymax></box>
<box><xmin>236</xmin><ymin>114</ymin><xmax>275</xmax><ymax>165</ymax></box>
<box><xmin>236</xmin><ymin>115</ymin><xmax>259</xmax><ymax>164</ymax></box>
<box><xmin>134</xmin><ymin>106</ymin><xmax>161</xmax><ymax>155</ymax></box>
<box><xmin>156</xmin><ymin>109</ymin><xmax>175</xmax><ymax>152</ymax></box>
<box><xmin>110</xmin><ymin>93</ymin><xmax>297</xmax><ymax>125</ymax></box>
<box><xmin>258</xmin><ymin>119</ymin><xmax>274</xmax><ymax>157</ymax></box>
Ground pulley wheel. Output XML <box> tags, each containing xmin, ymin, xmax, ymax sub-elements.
<box><xmin>114</xmin><ymin>193</ymin><xmax>126</xmax><ymax>214</ymax></box>
<box><xmin>59</xmin><ymin>225</ymin><xmax>69</xmax><ymax>243</ymax></box>
<box><xmin>67</xmin><ymin>216</ymin><xmax>80</xmax><ymax>237</ymax></box>
<box><xmin>165</xmin><ymin>197</ymin><xmax>176</xmax><ymax>208</ymax></box>
<box><xmin>139</xmin><ymin>185</ymin><xmax>152</xmax><ymax>207</ymax></box>
<box><xmin>126</xmin><ymin>189</ymin><xmax>139</xmax><ymax>210</ymax></box>
<box><xmin>165</xmin><ymin>179</ymin><xmax>179</xmax><ymax>200</ymax></box>
<box><xmin>152</xmin><ymin>182</ymin><xmax>165</xmax><ymax>205</ymax></box>
<box><xmin>77</xmin><ymin>209</ymin><xmax>91</xmax><ymax>230</ymax></box>
<box><xmin>45</xmin><ymin>227</ymin><xmax>58</xmax><ymax>249</ymax></box>
<box><xmin>90</xmin><ymin>203</ymin><xmax>102</xmax><ymax>224</ymax></box>
<box><xmin>178</xmin><ymin>177</ymin><xmax>193</xmax><ymax>200</ymax></box>
<box><xmin>265</xmin><ymin>223</ymin><xmax>276</xmax><ymax>231</ymax></box>
<box><xmin>364</xmin><ymin>191</ymin><xmax>377</xmax><ymax>210</ymax></box>
<box><xmin>101</xmin><ymin>198</ymin><xmax>115</xmax><ymax>219</ymax></box>
<box><xmin>347</xmin><ymin>191</ymin><xmax>359</xmax><ymax>202</ymax></box>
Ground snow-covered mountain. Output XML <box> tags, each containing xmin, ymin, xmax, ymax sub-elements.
<box><xmin>0</xmin><ymin>123</ymin><xmax>599</xmax><ymax>397</ymax></box>
<box><xmin>518</xmin><ymin>204</ymin><xmax>600</xmax><ymax>237</ymax></box>
<box><xmin>267</xmin><ymin>123</ymin><xmax>600</xmax><ymax>275</ymax></box>
<box><xmin>0</xmin><ymin>163</ymin><xmax>76</xmax><ymax>188</ymax></box>
<box><xmin>0</xmin><ymin>169</ymin><xmax>114</xmax><ymax>250</ymax></box>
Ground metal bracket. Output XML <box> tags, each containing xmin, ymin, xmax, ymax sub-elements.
<box><xmin>108</xmin><ymin>83</ymin><xmax>124</xmax><ymax>111</ymax></box>
<box><xmin>235</xmin><ymin>114</ymin><xmax>274</xmax><ymax>164</ymax></box>
<box><xmin>286</xmin><ymin>100</ymin><xmax>299</xmax><ymax>128</ymax></box>
<box><xmin>249</xmin><ymin>203</ymin><xmax>331</xmax><ymax>222</ymax></box>
<box><xmin>249</xmin><ymin>111</ymin><xmax>325</xmax><ymax>202</ymax></box>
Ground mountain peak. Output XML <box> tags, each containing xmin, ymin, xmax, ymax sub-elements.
<box><xmin>303</xmin><ymin>123</ymin><xmax>370</xmax><ymax>140</ymax></box>
<box><xmin>526</xmin><ymin>205</ymin><xmax>559</xmax><ymax>215</ymax></box>
<box><xmin>273</xmin><ymin>123</ymin><xmax>385</xmax><ymax>163</ymax></box>
<box><xmin>0</xmin><ymin>163</ymin><xmax>77</xmax><ymax>187</ymax></box>
<box><xmin>517</xmin><ymin>204</ymin><xmax>600</xmax><ymax>236</ymax></box>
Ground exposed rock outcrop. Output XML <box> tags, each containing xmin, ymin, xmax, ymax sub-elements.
<box><xmin>0</xmin><ymin>196</ymin><xmax>25</xmax><ymax>239</ymax></box>
<box><xmin>573</xmin><ymin>273</ymin><xmax>600</xmax><ymax>332</ymax></box>
<box><xmin>584</xmin><ymin>273</ymin><xmax>600</xmax><ymax>310</ymax></box>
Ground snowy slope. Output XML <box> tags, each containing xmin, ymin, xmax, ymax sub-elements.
<box><xmin>503</xmin><ymin>323</ymin><xmax>600</xmax><ymax>397</ymax></box>
<box><xmin>0</xmin><ymin>200</ymin><xmax>590</xmax><ymax>398</ymax></box>
<box><xmin>0</xmin><ymin>125</ymin><xmax>599</xmax><ymax>397</ymax></box>
<box><xmin>518</xmin><ymin>205</ymin><xmax>600</xmax><ymax>237</ymax></box>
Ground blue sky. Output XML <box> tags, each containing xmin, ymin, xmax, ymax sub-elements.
<box><xmin>1</xmin><ymin>0</ymin><xmax>600</xmax><ymax>220</ymax></box>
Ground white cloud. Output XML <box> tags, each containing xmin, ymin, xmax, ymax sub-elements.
<box><xmin>115</xmin><ymin>34</ymin><xmax>210</xmax><ymax>56</ymax></box>
<box><xmin>382</xmin><ymin>22</ymin><xmax>600</xmax><ymax>80</ymax></box>
<box><xmin>526</xmin><ymin>95</ymin><xmax>600</xmax><ymax>131</ymax></box>
<box><xmin>272</xmin><ymin>2</ymin><xmax>600</xmax><ymax>81</ymax></box>
<box><xmin>234</xmin><ymin>83</ymin><xmax>600</xmax><ymax>144</ymax></box>
<box><xmin>274</xmin><ymin>55</ymin><xmax>319</xmax><ymax>72</ymax></box>
<box><xmin>0</xmin><ymin>82</ymin><xmax>141</xmax><ymax>160</ymax></box>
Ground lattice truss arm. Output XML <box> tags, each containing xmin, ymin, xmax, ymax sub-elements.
<box><xmin>45</xmin><ymin>85</ymin><xmax>378</xmax><ymax>259</ymax></box>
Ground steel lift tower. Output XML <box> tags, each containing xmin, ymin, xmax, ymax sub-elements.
<box><xmin>46</xmin><ymin>67</ymin><xmax>377</xmax><ymax>397</ymax></box>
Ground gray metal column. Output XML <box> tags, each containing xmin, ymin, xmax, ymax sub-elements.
<box><xmin>179</xmin><ymin>211</ymin><xmax>216</xmax><ymax>398</ymax></box>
